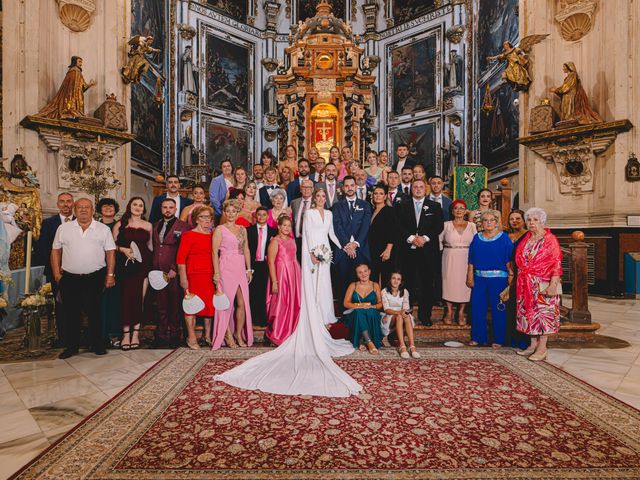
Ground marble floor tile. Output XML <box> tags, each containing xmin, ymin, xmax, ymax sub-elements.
<box><xmin>546</xmin><ymin>350</ymin><xmax>577</xmax><ymax>367</ymax></box>
<box><xmin>561</xmin><ymin>356</ymin><xmax>632</xmax><ymax>376</ymax></box>
<box><xmin>611</xmin><ymin>391</ymin><xmax>640</xmax><ymax>410</ymax></box>
<box><xmin>0</xmin><ymin>433</ymin><xmax>50</xmax><ymax>480</ymax></box>
<box><xmin>0</xmin><ymin>374</ymin><xmax>14</xmax><ymax>394</ymax></box>
<box><xmin>102</xmin><ymin>386</ymin><xmax>126</xmax><ymax>398</ymax></box>
<box><xmin>0</xmin><ymin>410</ymin><xmax>42</xmax><ymax>444</ymax></box>
<box><xmin>0</xmin><ymin>390</ymin><xmax>27</xmax><ymax>415</ymax></box>
<box><xmin>570</xmin><ymin>347</ymin><xmax>640</xmax><ymax>366</ymax></box>
<box><xmin>29</xmin><ymin>391</ymin><xmax>108</xmax><ymax>438</ymax></box>
<box><xmin>561</xmin><ymin>365</ymin><xmax>626</xmax><ymax>393</ymax></box>
<box><xmin>6</xmin><ymin>363</ymin><xmax>79</xmax><ymax>390</ymax></box>
<box><xmin>122</xmin><ymin>349</ymin><xmax>173</xmax><ymax>365</ymax></box>
<box><xmin>15</xmin><ymin>375</ymin><xmax>100</xmax><ymax>409</ymax></box>
<box><xmin>0</xmin><ymin>359</ymin><xmax>69</xmax><ymax>376</ymax></box>
<box><xmin>85</xmin><ymin>364</ymin><xmax>149</xmax><ymax>391</ymax></box>
<box><xmin>66</xmin><ymin>352</ymin><xmax>139</xmax><ymax>376</ymax></box>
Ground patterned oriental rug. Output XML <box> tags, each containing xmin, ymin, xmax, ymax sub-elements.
<box><xmin>11</xmin><ymin>348</ymin><xmax>640</xmax><ymax>480</ymax></box>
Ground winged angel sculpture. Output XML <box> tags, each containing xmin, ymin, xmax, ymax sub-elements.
<box><xmin>120</xmin><ymin>35</ymin><xmax>161</xmax><ymax>85</ymax></box>
<box><xmin>486</xmin><ymin>34</ymin><xmax>549</xmax><ymax>91</ymax></box>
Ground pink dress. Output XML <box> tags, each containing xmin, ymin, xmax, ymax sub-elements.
<box><xmin>211</xmin><ymin>226</ymin><xmax>254</xmax><ymax>349</ymax></box>
<box><xmin>266</xmin><ymin>237</ymin><xmax>302</xmax><ymax>345</ymax></box>
<box><xmin>439</xmin><ymin>221</ymin><xmax>477</xmax><ymax>303</ymax></box>
<box><xmin>267</xmin><ymin>209</ymin><xmax>293</xmax><ymax>237</ymax></box>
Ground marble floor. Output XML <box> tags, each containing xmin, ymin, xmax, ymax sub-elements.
<box><xmin>0</xmin><ymin>297</ymin><xmax>638</xmax><ymax>480</ymax></box>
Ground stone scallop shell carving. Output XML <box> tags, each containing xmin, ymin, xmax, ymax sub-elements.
<box><xmin>57</xmin><ymin>0</ymin><xmax>96</xmax><ymax>33</ymax></box>
<box><xmin>555</xmin><ymin>0</ymin><xmax>597</xmax><ymax>42</ymax></box>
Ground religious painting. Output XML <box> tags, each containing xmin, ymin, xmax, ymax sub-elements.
<box><xmin>206</xmin><ymin>0</ymin><xmax>248</xmax><ymax>23</ymax></box>
<box><xmin>298</xmin><ymin>0</ymin><xmax>346</xmax><ymax>21</ymax></box>
<box><xmin>388</xmin><ymin>31</ymin><xmax>439</xmax><ymax>121</ymax></box>
<box><xmin>388</xmin><ymin>120</ymin><xmax>439</xmax><ymax>177</ymax></box>
<box><xmin>131</xmin><ymin>0</ymin><xmax>165</xmax><ymax>71</ymax></box>
<box><xmin>392</xmin><ymin>0</ymin><xmax>437</xmax><ymax>25</ymax></box>
<box><xmin>477</xmin><ymin>0</ymin><xmax>518</xmax><ymax>79</ymax></box>
<box><xmin>205</xmin><ymin>31</ymin><xmax>252</xmax><ymax>119</ymax></box>
<box><xmin>131</xmin><ymin>80</ymin><xmax>164</xmax><ymax>170</ymax></box>
<box><xmin>203</xmin><ymin>119</ymin><xmax>252</xmax><ymax>176</ymax></box>
<box><xmin>479</xmin><ymin>74</ymin><xmax>519</xmax><ymax>171</ymax></box>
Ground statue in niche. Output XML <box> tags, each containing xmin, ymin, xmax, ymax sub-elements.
<box><xmin>37</xmin><ymin>56</ymin><xmax>95</xmax><ymax>120</ymax></box>
<box><xmin>550</xmin><ymin>62</ymin><xmax>602</xmax><ymax>126</ymax></box>
<box><xmin>263</xmin><ymin>76</ymin><xmax>278</xmax><ymax>117</ymax></box>
<box><xmin>180</xmin><ymin>125</ymin><xmax>196</xmax><ymax>169</ymax></box>
<box><xmin>180</xmin><ymin>45</ymin><xmax>198</xmax><ymax>94</ymax></box>
<box><xmin>10</xmin><ymin>155</ymin><xmax>39</xmax><ymax>188</ymax></box>
<box><xmin>486</xmin><ymin>35</ymin><xmax>548</xmax><ymax>91</ymax></box>
<box><xmin>120</xmin><ymin>35</ymin><xmax>161</xmax><ymax>84</ymax></box>
<box><xmin>445</xmin><ymin>49</ymin><xmax>463</xmax><ymax>90</ymax></box>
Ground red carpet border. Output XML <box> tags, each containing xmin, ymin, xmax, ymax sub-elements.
<box><xmin>11</xmin><ymin>348</ymin><xmax>640</xmax><ymax>479</ymax></box>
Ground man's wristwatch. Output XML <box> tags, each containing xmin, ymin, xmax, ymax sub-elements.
<box><xmin>107</xmin><ymin>273</ymin><xmax>115</xmax><ymax>277</ymax></box>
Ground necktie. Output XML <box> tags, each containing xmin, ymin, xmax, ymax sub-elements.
<box><xmin>64</xmin><ymin>216</ymin><xmax>70</xmax><ymax>223</ymax></box>
<box><xmin>256</xmin><ymin>226</ymin><xmax>264</xmax><ymax>261</ymax></box>
<box><xmin>298</xmin><ymin>200</ymin><xmax>309</xmax><ymax>237</ymax></box>
<box><xmin>159</xmin><ymin>221</ymin><xmax>168</xmax><ymax>243</ymax></box>
<box><xmin>328</xmin><ymin>182</ymin><xmax>334</xmax><ymax>201</ymax></box>
<box><xmin>318</xmin><ymin>173</ymin><xmax>323</xmax><ymax>182</ymax></box>
<box><xmin>358</xmin><ymin>187</ymin><xmax>364</xmax><ymax>200</ymax></box>
<box><xmin>415</xmin><ymin>201</ymin><xmax>422</xmax><ymax>225</ymax></box>
<box><xmin>404</xmin><ymin>186</ymin><xmax>409</xmax><ymax>195</ymax></box>
<box><xmin>389</xmin><ymin>192</ymin><xmax>393</xmax><ymax>203</ymax></box>
<box><xmin>349</xmin><ymin>200</ymin><xmax>355</xmax><ymax>215</ymax></box>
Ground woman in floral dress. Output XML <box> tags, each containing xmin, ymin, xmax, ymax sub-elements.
<box><xmin>515</xmin><ymin>207</ymin><xmax>563</xmax><ymax>362</ymax></box>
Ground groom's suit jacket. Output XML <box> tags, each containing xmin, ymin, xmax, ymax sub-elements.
<box><xmin>332</xmin><ymin>197</ymin><xmax>372</xmax><ymax>265</ymax></box>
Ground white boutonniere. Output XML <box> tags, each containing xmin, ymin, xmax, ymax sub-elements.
<box><xmin>354</xmin><ymin>205</ymin><xmax>364</xmax><ymax>212</ymax></box>
<box><xmin>174</xmin><ymin>231</ymin><xmax>182</xmax><ymax>238</ymax></box>
<box><xmin>423</xmin><ymin>205</ymin><xmax>430</xmax><ymax>212</ymax></box>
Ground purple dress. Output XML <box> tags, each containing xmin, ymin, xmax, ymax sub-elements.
<box><xmin>211</xmin><ymin>226</ymin><xmax>254</xmax><ymax>350</ymax></box>
<box><xmin>266</xmin><ymin>237</ymin><xmax>302</xmax><ymax>345</ymax></box>
<box><xmin>117</xmin><ymin>227</ymin><xmax>151</xmax><ymax>328</ymax></box>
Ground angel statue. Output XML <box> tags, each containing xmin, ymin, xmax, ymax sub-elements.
<box><xmin>550</xmin><ymin>62</ymin><xmax>602</xmax><ymax>125</ymax></box>
<box><xmin>120</xmin><ymin>35</ymin><xmax>161</xmax><ymax>84</ymax></box>
<box><xmin>486</xmin><ymin>35</ymin><xmax>548</xmax><ymax>91</ymax></box>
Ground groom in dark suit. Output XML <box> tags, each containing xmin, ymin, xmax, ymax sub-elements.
<box><xmin>397</xmin><ymin>178</ymin><xmax>444</xmax><ymax>326</ymax></box>
<box><xmin>332</xmin><ymin>176</ymin><xmax>372</xmax><ymax>299</ymax></box>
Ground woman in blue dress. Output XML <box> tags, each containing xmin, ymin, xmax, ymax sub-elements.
<box><xmin>342</xmin><ymin>264</ymin><xmax>383</xmax><ymax>354</ymax></box>
<box><xmin>466</xmin><ymin>210</ymin><xmax>514</xmax><ymax>348</ymax></box>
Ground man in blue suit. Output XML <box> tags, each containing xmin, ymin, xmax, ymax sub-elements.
<box><xmin>332</xmin><ymin>176</ymin><xmax>372</xmax><ymax>299</ymax></box>
<box><xmin>286</xmin><ymin>158</ymin><xmax>314</xmax><ymax>202</ymax></box>
<box><xmin>428</xmin><ymin>175</ymin><xmax>453</xmax><ymax>221</ymax></box>
<box><xmin>208</xmin><ymin>159</ymin><xmax>234</xmax><ymax>220</ymax></box>
<box><xmin>33</xmin><ymin>192</ymin><xmax>75</xmax><ymax>345</ymax></box>
<box><xmin>149</xmin><ymin>175</ymin><xmax>193</xmax><ymax>224</ymax></box>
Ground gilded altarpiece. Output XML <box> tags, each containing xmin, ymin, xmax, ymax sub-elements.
<box><xmin>273</xmin><ymin>2</ymin><xmax>375</xmax><ymax>161</ymax></box>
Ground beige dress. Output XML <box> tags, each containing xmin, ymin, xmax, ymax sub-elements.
<box><xmin>440</xmin><ymin>221</ymin><xmax>477</xmax><ymax>303</ymax></box>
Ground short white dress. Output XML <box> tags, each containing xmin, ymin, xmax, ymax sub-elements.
<box><xmin>380</xmin><ymin>288</ymin><xmax>414</xmax><ymax>336</ymax></box>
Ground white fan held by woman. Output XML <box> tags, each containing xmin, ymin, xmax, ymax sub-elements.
<box><xmin>214</xmin><ymin>189</ymin><xmax>362</xmax><ymax>397</ymax></box>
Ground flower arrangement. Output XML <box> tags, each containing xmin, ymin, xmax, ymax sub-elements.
<box><xmin>17</xmin><ymin>293</ymin><xmax>47</xmax><ymax>309</ymax></box>
<box><xmin>38</xmin><ymin>283</ymin><xmax>52</xmax><ymax>296</ymax></box>
<box><xmin>310</xmin><ymin>244</ymin><xmax>332</xmax><ymax>274</ymax></box>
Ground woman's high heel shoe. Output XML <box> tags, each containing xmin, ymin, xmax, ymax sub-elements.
<box><xmin>186</xmin><ymin>339</ymin><xmax>200</xmax><ymax>350</ymax></box>
<box><xmin>225</xmin><ymin>334</ymin><xmax>238</xmax><ymax>349</ymax></box>
<box><xmin>528</xmin><ymin>350</ymin><xmax>548</xmax><ymax>362</ymax></box>
<box><xmin>234</xmin><ymin>334</ymin><xmax>247</xmax><ymax>348</ymax></box>
<box><xmin>516</xmin><ymin>347</ymin><xmax>537</xmax><ymax>356</ymax></box>
<box><xmin>399</xmin><ymin>345</ymin><xmax>410</xmax><ymax>359</ymax></box>
<box><xmin>409</xmin><ymin>345</ymin><xmax>421</xmax><ymax>359</ymax></box>
<box><xmin>121</xmin><ymin>331</ymin><xmax>131</xmax><ymax>351</ymax></box>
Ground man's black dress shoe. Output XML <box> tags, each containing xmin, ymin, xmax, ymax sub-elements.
<box><xmin>58</xmin><ymin>348</ymin><xmax>78</xmax><ymax>359</ymax></box>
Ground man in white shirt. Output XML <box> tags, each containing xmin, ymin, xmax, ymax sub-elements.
<box><xmin>354</xmin><ymin>169</ymin><xmax>371</xmax><ymax>202</ymax></box>
<box><xmin>51</xmin><ymin>198</ymin><xmax>116</xmax><ymax>358</ymax></box>
<box><xmin>316</xmin><ymin>162</ymin><xmax>342</xmax><ymax>208</ymax></box>
<box><xmin>252</xmin><ymin>164</ymin><xmax>265</xmax><ymax>190</ymax></box>
<box><xmin>149</xmin><ymin>175</ymin><xmax>193</xmax><ymax>224</ymax></box>
<box><xmin>259</xmin><ymin>166</ymin><xmax>280</xmax><ymax>208</ymax></box>
<box><xmin>310</xmin><ymin>157</ymin><xmax>326</xmax><ymax>183</ymax></box>
<box><xmin>428</xmin><ymin>175</ymin><xmax>452</xmax><ymax>221</ymax></box>
<box><xmin>387</xmin><ymin>171</ymin><xmax>404</xmax><ymax>206</ymax></box>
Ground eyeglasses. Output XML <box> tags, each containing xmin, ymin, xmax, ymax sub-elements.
<box><xmin>198</xmin><ymin>215</ymin><xmax>212</xmax><ymax>220</ymax></box>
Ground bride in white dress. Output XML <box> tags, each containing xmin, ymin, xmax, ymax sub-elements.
<box><xmin>214</xmin><ymin>189</ymin><xmax>362</xmax><ymax>397</ymax></box>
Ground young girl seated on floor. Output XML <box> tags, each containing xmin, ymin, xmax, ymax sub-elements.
<box><xmin>381</xmin><ymin>271</ymin><xmax>420</xmax><ymax>359</ymax></box>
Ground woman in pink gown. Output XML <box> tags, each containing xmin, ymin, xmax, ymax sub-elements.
<box><xmin>265</xmin><ymin>215</ymin><xmax>301</xmax><ymax>345</ymax></box>
<box><xmin>211</xmin><ymin>199</ymin><xmax>254</xmax><ymax>349</ymax></box>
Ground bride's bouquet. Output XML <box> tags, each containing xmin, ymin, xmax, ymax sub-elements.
<box><xmin>310</xmin><ymin>244</ymin><xmax>332</xmax><ymax>274</ymax></box>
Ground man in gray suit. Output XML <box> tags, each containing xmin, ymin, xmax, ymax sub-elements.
<box><xmin>315</xmin><ymin>162</ymin><xmax>343</xmax><ymax>209</ymax></box>
<box><xmin>290</xmin><ymin>179</ymin><xmax>315</xmax><ymax>263</ymax></box>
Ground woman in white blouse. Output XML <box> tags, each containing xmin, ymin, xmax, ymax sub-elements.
<box><xmin>381</xmin><ymin>271</ymin><xmax>420</xmax><ymax>359</ymax></box>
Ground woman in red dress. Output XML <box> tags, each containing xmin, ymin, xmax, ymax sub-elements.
<box><xmin>113</xmin><ymin>197</ymin><xmax>152</xmax><ymax>350</ymax></box>
<box><xmin>176</xmin><ymin>205</ymin><xmax>215</xmax><ymax>349</ymax></box>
